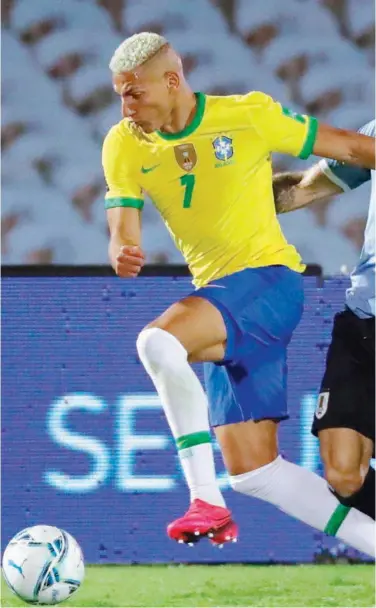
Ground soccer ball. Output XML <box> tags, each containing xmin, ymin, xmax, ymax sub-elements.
<box><xmin>2</xmin><ymin>525</ymin><xmax>85</xmax><ymax>605</ymax></box>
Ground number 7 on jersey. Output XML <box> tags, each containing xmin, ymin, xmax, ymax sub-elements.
<box><xmin>180</xmin><ymin>174</ymin><xmax>195</xmax><ymax>209</ymax></box>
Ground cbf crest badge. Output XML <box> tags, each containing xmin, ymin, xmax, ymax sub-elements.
<box><xmin>213</xmin><ymin>136</ymin><xmax>233</xmax><ymax>162</ymax></box>
<box><xmin>174</xmin><ymin>143</ymin><xmax>197</xmax><ymax>172</ymax></box>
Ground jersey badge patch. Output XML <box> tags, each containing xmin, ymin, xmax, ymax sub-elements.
<box><xmin>174</xmin><ymin>143</ymin><xmax>197</xmax><ymax>172</ymax></box>
<box><xmin>315</xmin><ymin>391</ymin><xmax>329</xmax><ymax>419</ymax></box>
<box><xmin>213</xmin><ymin>136</ymin><xmax>234</xmax><ymax>162</ymax></box>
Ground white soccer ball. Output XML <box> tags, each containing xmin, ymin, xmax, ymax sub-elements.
<box><xmin>2</xmin><ymin>525</ymin><xmax>85</xmax><ymax>605</ymax></box>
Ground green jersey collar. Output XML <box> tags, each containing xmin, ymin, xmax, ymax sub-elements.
<box><xmin>157</xmin><ymin>92</ymin><xmax>206</xmax><ymax>140</ymax></box>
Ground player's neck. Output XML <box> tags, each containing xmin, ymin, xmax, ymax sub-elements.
<box><xmin>160</xmin><ymin>88</ymin><xmax>198</xmax><ymax>135</ymax></box>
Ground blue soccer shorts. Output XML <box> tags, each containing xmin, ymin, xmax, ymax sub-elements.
<box><xmin>190</xmin><ymin>266</ymin><xmax>304</xmax><ymax>427</ymax></box>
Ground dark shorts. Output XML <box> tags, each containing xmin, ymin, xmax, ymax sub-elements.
<box><xmin>190</xmin><ymin>266</ymin><xmax>304</xmax><ymax>427</ymax></box>
<box><xmin>312</xmin><ymin>308</ymin><xmax>375</xmax><ymax>443</ymax></box>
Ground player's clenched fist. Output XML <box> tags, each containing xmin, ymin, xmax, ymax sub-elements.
<box><xmin>115</xmin><ymin>245</ymin><xmax>145</xmax><ymax>278</ymax></box>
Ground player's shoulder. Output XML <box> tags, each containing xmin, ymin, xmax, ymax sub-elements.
<box><xmin>104</xmin><ymin>119</ymin><xmax>134</xmax><ymax>143</ymax></box>
<box><xmin>102</xmin><ymin>119</ymin><xmax>142</xmax><ymax>155</ymax></box>
<box><xmin>207</xmin><ymin>90</ymin><xmax>274</xmax><ymax>110</ymax></box>
<box><xmin>238</xmin><ymin>90</ymin><xmax>275</xmax><ymax>108</ymax></box>
<box><xmin>205</xmin><ymin>91</ymin><xmax>276</xmax><ymax>130</ymax></box>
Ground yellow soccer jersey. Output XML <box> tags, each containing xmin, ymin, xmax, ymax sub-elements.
<box><xmin>103</xmin><ymin>91</ymin><xmax>318</xmax><ymax>287</ymax></box>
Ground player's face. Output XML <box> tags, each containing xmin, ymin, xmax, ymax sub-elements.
<box><xmin>113</xmin><ymin>71</ymin><xmax>174</xmax><ymax>133</ymax></box>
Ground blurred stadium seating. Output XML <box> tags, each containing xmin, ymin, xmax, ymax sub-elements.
<box><xmin>2</xmin><ymin>0</ymin><xmax>374</xmax><ymax>271</ymax></box>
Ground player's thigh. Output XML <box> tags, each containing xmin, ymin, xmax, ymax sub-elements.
<box><xmin>205</xmin><ymin>341</ymin><xmax>288</xmax><ymax>436</ymax></box>
<box><xmin>319</xmin><ymin>427</ymin><xmax>374</xmax><ymax>494</ymax></box>
<box><xmin>192</xmin><ymin>266</ymin><xmax>304</xmax><ymax>364</ymax></box>
<box><xmin>146</xmin><ymin>295</ymin><xmax>226</xmax><ymax>359</ymax></box>
<box><xmin>189</xmin><ymin>344</ymin><xmax>225</xmax><ymax>363</ymax></box>
<box><xmin>312</xmin><ymin>310</ymin><xmax>375</xmax><ymax>446</ymax></box>
<box><xmin>215</xmin><ymin>418</ymin><xmax>279</xmax><ymax>476</ymax></box>
<box><xmin>319</xmin><ymin>427</ymin><xmax>372</xmax><ymax>474</ymax></box>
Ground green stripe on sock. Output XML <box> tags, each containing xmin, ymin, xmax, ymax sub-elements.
<box><xmin>324</xmin><ymin>504</ymin><xmax>351</xmax><ymax>536</ymax></box>
<box><xmin>176</xmin><ymin>431</ymin><xmax>211</xmax><ymax>451</ymax></box>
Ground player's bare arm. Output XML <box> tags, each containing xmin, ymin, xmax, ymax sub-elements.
<box><xmin>273</xmin><ymin>164</ymin><xmax>344</xmax><ymax>214</ymax></box>
<box><xmin>313</xmin><ymin>123</ymin><xmax>375</xmax><ymax>169</ymax></box>
<box><xmin>107</xmin><ymin>207</ymin><xmax>145</xmax><ymax>277</ymax></box>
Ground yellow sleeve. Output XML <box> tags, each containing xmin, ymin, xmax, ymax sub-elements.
<box><xmin>102</xmin><ymin>125</ymin><xmax>144</xmax><ymax>210</ymax></box>
<box><xmin>248</xmin><ymin>92</ymin><xmax>318</xmax><ymax>159</ymax></box>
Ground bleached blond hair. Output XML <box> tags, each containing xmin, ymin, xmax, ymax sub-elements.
<box><xmin>109</xmin><ymin>32</ymin><xmax>168</xmax><ymax>74</ymax></box>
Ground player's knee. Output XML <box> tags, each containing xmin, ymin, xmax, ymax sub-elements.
<box><xmin>229</xmin><ymin>457</ymin><xmax>278</xmax><ymax>495</ymax></box>
<box><xmin>136</xmin><ymin>327</ymin><xmax>187</xmax><ymax>373</ymax></box>
<box><xmin>230</xmin><ymin>472</ymin><xmax>254</xmax><ymax>495</ymax></box>
<box><xmin>325</xmin><ymin>466</ymin><xmax>364</xmax><ymax>498</ymax></box>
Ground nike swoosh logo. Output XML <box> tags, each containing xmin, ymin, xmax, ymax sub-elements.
<box><xmin>141</xmin><ymin>165</ymin><xmax>159</xmax><ymax>174</ymax></box>
<box><xmin>204</xmin><ymin>284</ymin><xmax>226</xmax><ymax>288</ymax></box>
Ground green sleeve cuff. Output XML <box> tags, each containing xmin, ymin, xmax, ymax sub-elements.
<box><xmin>105</xmin><ymin>197</ymin><xmax>144</xmax><ymax>210</ymax></box>
<box><xmin>298</xmin><ymin>116</ymin><xmax>318</xmax><ymax>159</ymax></box>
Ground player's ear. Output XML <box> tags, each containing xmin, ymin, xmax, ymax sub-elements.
<box><xmin>166</xmin><ymin>72</ymin><xmax>179</xmax><ymax>90</ymax></box>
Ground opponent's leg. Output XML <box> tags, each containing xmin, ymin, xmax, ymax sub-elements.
<box><xmin>312</xmin><ymin>309</ymin><xmax>375</xmax><ymax>520</ymax></box>
<box><xmin>215</xmin><ymin>419</ymin><xmax>375</xmax><ymax>557</ymax></box>
<box><xmin>136</xmin><ymin>296</ymin><xmax>237</xmax><ymax>544</ymax></box>
<box><xmin>319</xmin><ymin>427</ymin><xmax>375</xmax><ymax>520</ymax></box>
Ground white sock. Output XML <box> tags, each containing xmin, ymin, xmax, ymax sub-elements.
<box><xmin>230</xmin><ymin>456</ymin><xmax>375</xmax><ymax>557</ymax></box>
<box><xmin>136</xmin><ymin>327</ymin><xmax>225</xmax><ymax>507</ymax></box>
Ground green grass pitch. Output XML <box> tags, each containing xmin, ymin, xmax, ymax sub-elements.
<box><xmin>1</xmin><ymin>564</ymin><xmax>374</xmax><ymax>607</ymax></box>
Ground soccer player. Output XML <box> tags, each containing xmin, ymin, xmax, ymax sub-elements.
<box><xmin>103</xmin><ymin>32</ymin><xmax>375</xmax><ymax>555</ymax></box>
<box><xmin>273</xmin><ymin>119</ymin><xmax>375</xmax><ymax>525</ymax></box>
